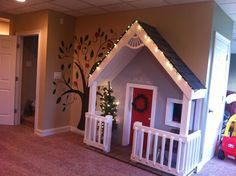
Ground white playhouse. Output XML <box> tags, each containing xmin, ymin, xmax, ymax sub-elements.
<box><xmin>84</xmin><ymin>20</ymin><xmax>207</xmax><ymax>176</ymax></box>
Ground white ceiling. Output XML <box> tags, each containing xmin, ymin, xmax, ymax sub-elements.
<box><xmin>0</xmin><ymin>0</ymin><xmax>235</xmax><ymax>53</ymax></box>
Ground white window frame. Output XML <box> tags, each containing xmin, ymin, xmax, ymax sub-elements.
<box><xmin>165</xmin><ymin>98</ymin><xmax>182</xmax><ymax>128</ymax></box>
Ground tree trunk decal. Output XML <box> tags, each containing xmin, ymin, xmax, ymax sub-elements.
<box><xmin>53</xmin><ymin>28</ymin><xmax>117</xmax><ymax>130</ymax></box>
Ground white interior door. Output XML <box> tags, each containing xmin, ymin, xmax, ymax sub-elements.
<box><xmin>0</xmin><ymin>35</ymin><xmax>17</xmax><ymax>125</ymax></box>
<box><xmin>203</xmin><ymin>32</ymin><xmax>230</xmax><ymax>162</ymax></box>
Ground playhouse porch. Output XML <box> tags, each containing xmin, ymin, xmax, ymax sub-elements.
<box><xmin>84</xmin><ymin>112</ymin><xmax>201</xmax><ymax>176</ymax></box>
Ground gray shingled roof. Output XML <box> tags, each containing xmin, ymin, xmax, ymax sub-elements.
<box><xmin>139</xmin><ymin>21</ymin><xmax>205</xmax><ymax>91</ymax></box>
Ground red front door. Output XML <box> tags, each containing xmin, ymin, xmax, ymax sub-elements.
<box><xmin>130</xmin><ymin>88</ymin><xmax>153</xmax><ymax>144</ymax></box>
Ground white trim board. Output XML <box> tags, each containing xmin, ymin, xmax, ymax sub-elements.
<box><xmin>35</xmin><ymin>126</ymin><xmax>70</xmax><ymax>137</ymax></box>
<box><xmin>34</xmin><ymin>126</ymin><xmax>84</xmax><ymax>137</ymax></box>
<box><xmin>165</xmin><ymin>98</ymin><xmax>182</xmax><ymax>128</ymax></box>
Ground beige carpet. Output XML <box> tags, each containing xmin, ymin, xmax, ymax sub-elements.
<box><xmin>197</xmin><ymin>156</ymin><xmax>236</xmax><ymax>176</ymax></box>
<box><xmin>0</xmin><ymin>125</ymin><xmax>156</xmax><ymax>176</ymax></box>
<box><xmin>1</xmin><ymin>125</ymin><xmax>235</xmax><ymax>176</ymax></box>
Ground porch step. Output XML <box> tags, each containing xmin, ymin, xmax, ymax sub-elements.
<box><xmin>86</xmin><ymin>145</ymin><xmax>174</xmax><ymax>176</ymax></box>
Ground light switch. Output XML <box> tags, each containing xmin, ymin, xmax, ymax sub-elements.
<box><xmin>54</xmin><ymin>72</ymin><xmax>62</xmax><ymax>80</ymax></box>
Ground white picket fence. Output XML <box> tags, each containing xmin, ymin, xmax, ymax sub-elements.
<box><xmin>84</xmin><ymin>112</ymin><xmax>113</xmax><ymax>152</ymax></box>
<box><xmin>131</xmin><ymin>122</ymin><xmax>201</xmax><ymax>176</ymax></box>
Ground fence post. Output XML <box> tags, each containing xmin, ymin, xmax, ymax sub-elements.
<box><xmin>131</xmin><ymin>122</ymin><xmax>142</xmax><ymax>159</ymax></box>
<box><xmin>104</xmin><ymin>115</ymin><xmax>113</xmax><ymax>152</ymax></box>
<box><xmin>84</xmin><ymin>112</ymin><xmax>89</xmax><ymax>143</ymax></box>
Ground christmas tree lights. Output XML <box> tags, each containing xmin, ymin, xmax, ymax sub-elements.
<box><xmin>100</xmin><ymin>81</ymin><xmax>118</xmax><ymax>130</ymax></box>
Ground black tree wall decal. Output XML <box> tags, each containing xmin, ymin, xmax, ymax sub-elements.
<box><xmin>53</xmin><ymin>28</ymin><xmax>117</xmax><ymax>130</ymax></box>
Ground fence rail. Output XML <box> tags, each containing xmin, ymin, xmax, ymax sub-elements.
<box><xmin>131</xmin><ymin>122</ymin><xmax>201</xmax><ymax>176</ymax></box>
<box><xmin>84</xmin><ymin>113</ymin><xmax>113</xmax><ymax>152</ymax></box>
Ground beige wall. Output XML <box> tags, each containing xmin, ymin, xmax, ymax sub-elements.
<box><xmin>75</xmin><ymin>2</ymin><xmax>213</xmax><ymax>84</ymax></box>
<box><xmin>0</xmin><ymin>12</ymin><xmax>14</xmax><ymax>35</ymax></box>
<box><xmin>0</xmin><ymin>21</ymin><xmax>9</xmax><ymax>35</ymax></box>
<box><xmin>43</xmin><ymin>11</ymin><xmax>75</xmax><ymax>129</ymax></box>
<box><xmin>71</xmin><ymin>1</ymin><xmax>214</xmax><ymax>128</ymax></box>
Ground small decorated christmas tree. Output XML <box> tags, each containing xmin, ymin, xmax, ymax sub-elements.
<box><xmin>100</xmin><ymin>81</ymin><xmax>118</xmax><ymax>130</ymax></box>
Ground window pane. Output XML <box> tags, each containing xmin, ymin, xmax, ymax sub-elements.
<box><xmin>173</xmin><ymin>103</ymin><xmax>182</xmax><ymax>123</ymax></box>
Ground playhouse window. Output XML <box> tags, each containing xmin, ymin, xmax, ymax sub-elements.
<box><xmin>165</xmin><ymin>98</ymin><xmax>182</xmax><ymax>128</ymax></box>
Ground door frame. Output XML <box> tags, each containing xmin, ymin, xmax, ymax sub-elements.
<box><xmin>15</xmin><ymin>30</ymin><xmax>41</xmax><ymax>131</ymax></box>
<box><xmin>122</xmin><ymin>83</ymin><xmax>157</xmax><ymax>145</ymax></box>
<box><xmin>200</xmin><ymin>32</ymin><xmax>231</xmax><ymax>166</ymax></box>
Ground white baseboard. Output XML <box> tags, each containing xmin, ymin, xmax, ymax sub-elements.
<box><xmin>34</xmin><ymin>126</ymin><xmax>84</xmax><ymax>137</ymax></box>
<box><xmin>35</xmin><ymin>126</ymin><xmax>70</xmax><ymax>137</ymax></box>
<box><xmin>70</xmin><ymin>126</ymin><xmax>84</xmax><ymax>135</ymax></box>
<box><xmin>196</xmin><ymin>158</ymin><xmax>209</xmax><ymax>173</ymax></box>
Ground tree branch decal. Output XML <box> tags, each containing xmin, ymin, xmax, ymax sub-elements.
<box><xmin>53</xmin><ymin>28</ymin><xmax>117</xmax><ymax>130</ymax></box>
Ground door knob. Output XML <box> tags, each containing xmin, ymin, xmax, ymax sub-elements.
<box><xmin>209</xmin><ymin>109</ymin><xmax>214</xmax><ymax>113</ymax></box>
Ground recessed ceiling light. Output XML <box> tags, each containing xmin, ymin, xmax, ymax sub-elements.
<box><xmin>16</xmin><ymin>0</ymin><xmax>26</xmax><ymax>2</ymax></box>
